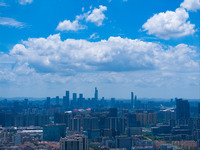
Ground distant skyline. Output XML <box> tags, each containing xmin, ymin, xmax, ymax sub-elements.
<box><xmin>0</xmin><ymin>0</ymin><xmax>199</xmax><ymax>99</ymax></box>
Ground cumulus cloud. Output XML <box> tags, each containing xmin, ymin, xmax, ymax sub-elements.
<box><xmin>56</xmin><ymin>5</ymin><xmax>107</xmax><ymax>31</ymax></box>
<box><xmin>0</xmin><ymin>34</ymin><xmax>199</xmax><ymax>97</ymax></box>
<box><xmin>181</xmin><ymin>0</ymin><xmax>200</xmax><ymax>12</ymax></box>
<box><xmin>0</xmin><ymin>17</ymin><xmax>25</xmax><ymax>28</ymax></box>
<box><xmin>8</xmin><ymin>34</ymin><xmax>199</xmax><ymax>74</ymax></box>
<box><xmin>56</xmin><ymin>20</ymin><xmax>86</xmax><ymax>31</ymax></box>
<box><xmin>142</xmin><ymin>8</ymin><xmax>195</xmax><ymax>40</ymax></box>
<box><xmin>86</xmin><ymin>5</ymin><xmax>107</xmax><ymax>26</ymax></box>
<box><xmin>18</xmin><ymin>0</ymin><xmax>33</xmax><ymax>5</ymax></box>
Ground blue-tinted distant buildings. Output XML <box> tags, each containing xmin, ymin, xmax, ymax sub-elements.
<box><xmin>43</xmin><ymin>124</ymin><xmax>66</xmax><ymax>141</ymax></box>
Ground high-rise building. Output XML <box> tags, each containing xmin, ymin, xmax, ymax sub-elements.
<box><xmin>109</xmin><ymin>108</ymin><xmax>118</xmax><ymax>117</ymax></box>
<box><xmin>198</xmin><ymin>103</ymin><xmax>200</xmax><ymax>117</ymax></box>
<box><xmin>56</xmin><ymin>96</ymin><xmax>59</xmax><ymax>105</ymax></box>
<box><xmin>111</xmin><ymin>98</ymin><xmax>116</xmax><ymax>106</ymax></box>
<box><xmin>63</xmin><ymin>91</ymin><xmax>70</xmax><ymax>108</ymax></box>
<box><xmin>63</xmin><ymin>91</ymin><xmax>70</xmax><ymax>109</ymax></box>
<box><xmin>69</xmin><ymin>117</ymin><xmax>81</xmax><ymax>132</ymax></box>
<box><xmin>54</xmin><ymin>112</ymin><xmax>72</xmax><ymax>127</ymax></box>
<box><xmin>176</xmin><ymin>99</ymin><xmax>190</xmax><ymax>120</ymax></box>
<box><xmin>73</xmin><ymin>93</ymin><xmax>77</xmax><ymax>102</ymax></box>
<box><xmin>131</xmin><ymin>92</ymin><xmax>134</xmax><ymax>108</ymax></box>
<box><xmin>94</xmin><ymin>87</ymin><xmax>98</xmax><ymax>101</ymax></box>
<box><xmin>83</xmin><ymin>117</ymin><xmax>99</xmax><ymax>131</ymax></box>
<box><xmin>60</xmin><ymin>134</ymin><xmax>88</xmax><ymax>150</ymax></box>
<box><xmin>43</xmin><ymin>124</ymin><xmax>66</xmax><ymax>141</ymax></box>
<box><xmin>136</xmin><ymin>112</ymin><xmax>147</xmax><ymax>127</ymax></box>
<box><xmin>78</xmin><ymin>93</ymin><xmax>84</xmax><ymax>107</ymax></box>
<box><xmin>106</xmin><ymin>117</ymin><xmax>118</xmax><ymax>130</ymax></box>
<box><xmin>46</xmin><ymin>97</ymin><xmax>50</xmax><ymax>108</ymax></box>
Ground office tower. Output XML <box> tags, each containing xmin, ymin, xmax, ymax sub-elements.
<box><xmin>43</xmin><ymin>124</ymin><xmax>66</xmax><ymax>141</ymax></box>
<box><xmin>198</xmin><ymin>103</ymin><xmax>200</xmax><ymax>117</ymax></box>
<box><xmin>46</xmin><ymin>97</ymin><xmax>50</xmax><ymax>108</ymax></box>
<box><xmin>60</xmin><ymin>134</ymin><xmax>88</xmax><ymax>150</ymax></box>
<box><xmin>131</xmin><ymin>92</ymin><xmax>134</xmax><ymax>108</ymax></box>
<box><xmin>134</xmin><ymin>95</ymin><xmax>138</xmax><ymax>109</ymax></box>
<box><xmin>115</xmin><ymin>136</ymin><xmax>132</xmax><ymax>150</ymax></box>
<box><xmin>78</xmin><ymin>93</ymin><xmax>84</xmax><ymax>107</ymax></box>
<box><xmin>73</xmin><ymin>93</ymin><xmax>77</xmax><ymax>102</ymax></box>
<box><xmin>176</xmin><ymin>98</ymin><xmax>190</xmax><ymax>120</ymax></box>
<box><xmin>109</xmin><ymin>108</ymin><xmax>118</xmax><ymax>117</ymax></box>
<box><xmin>56</xmin><ymin>96</ymin><xmax>59</xmax><ymax>105</ymax></box>
<box><xmin>63</xmin><ymin>91</ymin><xmax>70</xmax><ymax>108</ymax></box>
<box><xmin>94</xmin><ymin>87</ymin><xmax>98</xmax><ymax>101</ymax></box>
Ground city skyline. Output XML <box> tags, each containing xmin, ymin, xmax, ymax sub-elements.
<box><xmin>0</xmin><ymin>0</ymin><xmax>200</xmax><ymax>99</ymax></box>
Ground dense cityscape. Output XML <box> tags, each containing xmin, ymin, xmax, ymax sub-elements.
<box><xmin>0</xmin><ymin>88</ymin><xmax>199</xmax><ymax>150</ymax></box>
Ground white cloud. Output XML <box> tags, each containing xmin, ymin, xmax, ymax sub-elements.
<box><xmin>86</xmin><ymin>5</ymin><xmax>107</xmax><ymax>26</ymax></box>
<box><xmin>56</xmin><ymin>20</ymin><xmax>86</xmax><ymax>31</ymax></box>
<box><xmin>0</xmin><ymin>17</ymin><xmax>24</xmax><ymax>28</ymax></box>
<box><xmin>0</xmin><ymin>34</ymin><xmax>199</xmax><ymax>98</ymax></box>
<box><xmin>90</xmin><ymin>33</ymin><xmax>99</xmax><ymax>39</ymax></box>
<box><xmin>181</xmin><ymin>0</ymin><xmax>200</xmax><ymax>12</ymax></box>
<box><xmin>142</xmin><ymin>8</ymin><xmax>195</xmax><ymax>40</ymax></box>
<box><xmin>8</xmin><ymin>34</ymin><xmax>199</xmax><ymax>74</ymax></box>
<box><xmin>56</xmin><ymin>5</ymin><xmax>107</xmax><ymax>31</ymax></box>
<box><xmin>18</xmin><ymin>0</ymin><xmax>33</xmax><ymax>5</ymax></box>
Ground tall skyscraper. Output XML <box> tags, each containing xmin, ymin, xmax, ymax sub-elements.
<box><xmin>56</xmin><ymin>96</ymin><xmax>59</xmax><ymax>105</ymax></box>
<box><xmin>63</xmin><ymin>91</ymin><xmax>70</xmax><ymax>109</ymax></box>
<box><xmin>198</xmin><ymin>103</ymin><xmax>200</xmax><ymax>117</ymax></box>
<box><xmin>46</xmin><ymin>97</ymin><xmax>50</xmax><ymax>108</ymax></box>
<box><xmin>176</xmin><ymin>98</ymin><xmax>190</xmax><ymax>120</ymax></box>
<box><xmin>73</xmin><ymin>93</ymin><xmax>77</xmax><ymax>102</ymax></box>
<box><xmin>131</xmin><ymin>92</ymin><xmax>134</xmax><ymax>108</ymax></box>
<box><xmin>94</xmin><ymin>87</ymin><xmax>98</xmax><ymax>101</ymax></box>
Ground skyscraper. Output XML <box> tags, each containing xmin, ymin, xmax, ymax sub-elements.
<box><xmin>63</xmin><ymin>91</ymin><xmax>70</xmax><ymax>109</ymax></box>
<box><xmin>198</xmin><ymin>103</ymin><xmax>200</xmax><ymax>117</ymax></box>
<box><xmin>46</xmin><ymin>97</ymin><xmax>50</xmax><ymax>109</ymax></box>
<box><xmin>56</xmin><ymin>96</ymin><xmax>59</xmax><ymax>105</ymax></box>
<box><xmin>176</xmin><ymin>98</ymin><xmax>190</xmax><ymax>120</ymax></box>
<box><xmin>73</xmin><ymin>93</ymin><xmax>77</xmax><ymax>102</ymax></box>
<box><xmin>94</xmin><ymin>87</ymin><xmax>98</xmax><ymax>101</ymax></box>
<box><xmin>131</xmin><ymin>92</ymin><xmax>134</xmax><ymax>108</ymax></box>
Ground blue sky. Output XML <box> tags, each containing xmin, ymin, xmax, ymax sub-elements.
<box><xmin>0</xmin><ymin>0</ymin><xmax>199</xmax><ymax>99</ymax></box>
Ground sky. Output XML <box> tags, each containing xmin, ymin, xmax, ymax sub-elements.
<box><xmin>0</xmin><ymin>0</ymin><xmax>199</xmax><ymax>99</ymax></box>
